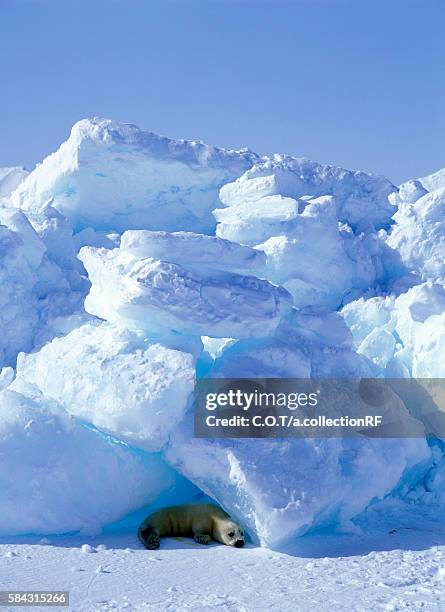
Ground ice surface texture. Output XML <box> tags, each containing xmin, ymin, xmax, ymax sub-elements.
<box><xmin>218</xmin><ymin>155</ymin><xmax>396</xmax><ymax>232</ymax></box>
<box><xmin>13</xmin><ymin>322</ymin><xmax>196</xmax><ymax>451</ymax></box>
<box><xmin>0</xmin><ymin>166</ymin><xmax>28</xmax><ymax>197</ymax></box>
<box><xmin>0</xmin><ymin>206</ymin><xmax>74</xmax><ymax>368</ymax></box>
<box><xmin>342</xmin><ymin>281</ymin><xmax>445</xmax><ymax>377</ymax></box>
<box><xmin>388</xmin><ymin>188</ymin><xmax>445</xmax><ymax>278</ymax></box>
<box><xmin>0</xmin><ymin>389</ymin><xmax>175</xmax><ymax>535</ymax></box>
<box><xmin>0</xmin><ymin>117</ymin><xmax>444</xmax><ymax>544</ymax></box>
<box><xmin>215</xmin><ymin>157</ymin><xmax>399</xmax><ymax>309</ymax></box>
<box><xmin>11</xmin><ymin>118</ymin><xmax>257</xmax><ymax>236</ymax></box>
<box><xmin>78</xmin><ymin>240</ymin><xmax>291</xmax><ymax>339</ymax></box>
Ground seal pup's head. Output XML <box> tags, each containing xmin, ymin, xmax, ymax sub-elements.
<box><xmin>215</xmin><ymin>520</ymin><xmax>245</xmax><ymax>547</ymax></box>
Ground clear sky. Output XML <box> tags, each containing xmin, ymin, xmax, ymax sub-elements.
<box><xmin>1</xmin><ymin>0</ymin><xmax>444</xmax><ymax>184</ymax></box>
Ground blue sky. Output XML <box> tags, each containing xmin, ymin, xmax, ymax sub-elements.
<box><xmin>1</xmin><ymin>0</ymin><xmax>444</xmax><ymax>184</ymax></box>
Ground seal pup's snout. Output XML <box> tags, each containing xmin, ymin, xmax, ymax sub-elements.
<box><xmin>234</xmin><ymin>540</ymin><xmax>244</xmax><ymax>548</ymax></box>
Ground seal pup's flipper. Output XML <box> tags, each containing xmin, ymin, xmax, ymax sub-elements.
<box><xmin>138</xmin><ymin>524</ymin><xmax>160</xmax><ymax>550</ymax></box>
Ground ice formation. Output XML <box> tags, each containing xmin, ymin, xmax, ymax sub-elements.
<box><xmin>418</xmin><ymin>167</ymin><xmax>445</xmax><ymax>192</ymax></box>
<box><xmin>0</xmin><ymin>166</ymin><xmax>28</xmax><ymax>197</ymax></box>
<box><xmin>344</xmin><ymin>160</ymin><xmax>445</xmax><ymax>378</ymax></box>
<box><xmin>0</xmin><ymin>206</ymin><xmax>74</xmax><ymax>368</ymax></box>
<box><xmin>78</xmin><ymin>239</ymin><xmax>291</xmax><ymax>340</ymax></box>
<box><xmin>218</xmin><ymin>155</ymin><xmax>396</xmax><ymax>231</ymax></box>
<box><xmin>0</xmin><ymin>389</ymin><xmax>176</xmax><ymax>536</ymax></box>
<box><xmin>342</xmin><ymin>281</ymin><xmax>445</xmax><ymax>377</ymax></box>
<box><xmin>387</xmin><ymin>188</ymin><xmax>445</xmax><ymax>279</ymax></box>
<box><xmin>215</xmin><ymin>156</ymin><xmax>400</xmax><ymax>309</ymax></box>
<box><xmin>12</xmin><ymin>322</ymin><xmax>196</xmax><ymax>451</ymax></box>
<box><xmin>119</xmin><ymin>230</ymin><xmax>266</xmax><ymax>275</ymax></box>
<box><xmin>11</xmin><ymin>118</ymin><xmax>257</xmax><ymax>239</ymax></box>
<box><xmin>0</xmin><ymin>117</ymin><xmax>444</xmax><ymax>545</ymax></box>
<box><xmin>167</xmin><ymin>418</ymin><xmax>429</xmax><ymax>547</ymax></box>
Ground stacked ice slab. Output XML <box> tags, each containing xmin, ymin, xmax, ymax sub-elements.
<box><xmin>341</xmin><ymin>169</ymin><xmax>445</xmax><ymax>379</ymax></box>
<box><xmin>0</xmin><ymin>118</ymin><xmax>443</xmax><ymax>546</ymax></box>
<box><xmin>215</xmin><ymin>154</ymin><xmax>401</xmax><ymax>309</ymax></box>
<box><xmin>11</xmin><ymin>118</ymin><xmax>258</xmax><ymax>236</ymax></box>
<box><xmin>0</xmin><ymin>388</ymin><xmax>177</xmax><ymax>535</ymax></box>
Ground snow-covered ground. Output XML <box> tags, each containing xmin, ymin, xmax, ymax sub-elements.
<box><xmin>2</xmin><ymin>528</ymin><xmax>445</xmax><ymax>611</ymax></box>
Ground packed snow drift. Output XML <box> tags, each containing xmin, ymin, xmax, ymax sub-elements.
<box><xmin>1</xmin><ymin>117</ymin><xmax>445</xmax><ymax>548</ymax></box>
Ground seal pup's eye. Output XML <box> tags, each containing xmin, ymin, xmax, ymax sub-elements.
<box><xmin>228</xmin><ymin>532</ymin><xmax>234</xmax><ymax>538</ymax></box>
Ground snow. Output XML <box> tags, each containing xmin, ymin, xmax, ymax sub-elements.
<box><xmin>2</xmin><ymin>528</ymin><xmax>445</xmax><ymax>611</ymax></box>
<box><xmin>2</xmin><ymin>117</ymin><xmax>445</xmax><ymax>608</ymax></box>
